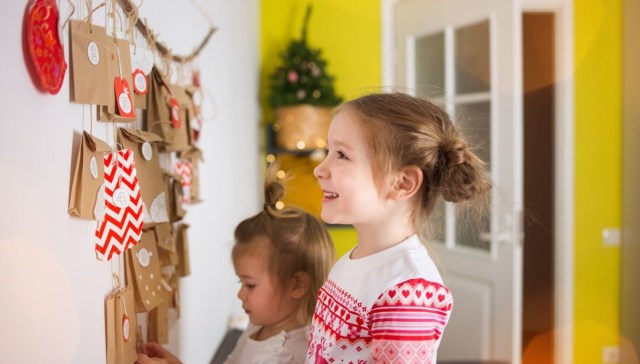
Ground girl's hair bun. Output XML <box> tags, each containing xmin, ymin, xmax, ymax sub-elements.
<box><xmin>437</xmin><ymin>137</ymin><xmax>490</xmax><ymax>203</ymax></box>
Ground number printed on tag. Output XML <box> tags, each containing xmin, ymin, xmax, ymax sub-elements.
<box><xmin>87</xmin><ymin>41</ymin><xmax>100</xmax><ymax>65</ymax></box>
<box><xmin>118</xmin><ymin>92</ymin><xmax>132</xmax><ymax>114</ymax></box>
<box><xmin>114</xmin><ymin>77</ymin><xmax>135</xmax><ymax>118</ymax></box>
<box><xmin>113</xmin><ymin>187</ymin><xmax>129</xmax><ymax>208</ymax></box>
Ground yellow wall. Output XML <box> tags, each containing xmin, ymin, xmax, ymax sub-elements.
<box><xmin>261</xmin><ymin>0</ymin><xmax>381</xmax><ymax>257</ymax></box>
<box><xmin>574</xmin><ymin>0</ymin><xmax>622</xmax><ymax>361</ymax></box>
<box><xmin>260</xmin><ymin>0</ymin><xmax>381</xmax><ymax>116</ymax></box>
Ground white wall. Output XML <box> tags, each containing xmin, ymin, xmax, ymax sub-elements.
<box><xmin>0</xmin><ymin>1</ymin><xmax>260</xmax><ymax>363</ymax></box>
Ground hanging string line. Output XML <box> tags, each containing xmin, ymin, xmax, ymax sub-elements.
<box><xmin>116</xmin><ymin>0</ymin><xmax>216</xmax><ymax>64</ymax></box>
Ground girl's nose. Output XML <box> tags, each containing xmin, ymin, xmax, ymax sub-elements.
<box><xmin>237</xmin><ymin>287</ymin><xmax>245</xmax><ymax>301</ymax></box>
<box><xmin>314</xmin><ymin>158</ymin><xmax>328</xmax><ymax>180</ymax></box>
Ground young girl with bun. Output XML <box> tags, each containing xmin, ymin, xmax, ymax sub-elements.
<box><xmin>308</xmin><ymin>92</ymin><xmax>491</xmax><ymax>363</ymax></box>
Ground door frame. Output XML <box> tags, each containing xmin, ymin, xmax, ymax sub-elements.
<box><xmin>380</xmin><ymin>1</ymin><xmax>575</xmax><ymax>363</ymax></box>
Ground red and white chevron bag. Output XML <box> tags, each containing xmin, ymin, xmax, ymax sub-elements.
<box><xmin>95</xmin><ymin>149</ymin><xmax>144</xmax><ymax>261</ymax></box>
<box><xmin>174</xmin><ymin>160</ymin><xmax>192</xmax><ymax>204</ymax></box>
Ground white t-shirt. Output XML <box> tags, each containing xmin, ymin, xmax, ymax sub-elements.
<box><xmin>225</xmin><ymin>323</ymin><xmax>309</xmax><ymax>364</ymax></box>
<box><xmin>306</xmin><ymin>234</ymin><xmax>453</xmax><ymax>364</ymax></box>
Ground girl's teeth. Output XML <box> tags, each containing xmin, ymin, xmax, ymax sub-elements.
<box><xmin>324</xmin><ymin>192</ymin><xmax>338</xmax><ymax>198</ymax></box>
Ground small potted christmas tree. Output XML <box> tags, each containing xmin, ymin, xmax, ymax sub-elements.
<box><xmin>268</xmin><ymin>5</ymin><xmax>342</xmax><ymax>151</ymax></box>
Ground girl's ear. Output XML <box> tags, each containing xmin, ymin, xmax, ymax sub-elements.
<box><xmin>289</xmin><ymin>271</ymin><xmax>311</xmax><ymax>299</ymax></box>
<box><xmin>389</xmin><ymin>165</ymin><xmax>423</xmax><ymax>201</ymax></box>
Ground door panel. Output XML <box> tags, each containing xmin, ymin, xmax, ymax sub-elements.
<box><xmin>393</xmin><ymin>0</ymin><xmax>523</xmax><ymax>362</ymax></box>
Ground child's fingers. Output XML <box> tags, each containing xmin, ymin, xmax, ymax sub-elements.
<box><xmin>144</xmin><ymin>342</ymin><xmax>166</xmax><ymax>357</ymax></box>
<box><xmin>135</xmin><ymin>354</ymin><xmax>151</xmax><ymax>364</ymax></box>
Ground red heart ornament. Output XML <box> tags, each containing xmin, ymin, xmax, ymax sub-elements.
<box><xmin>26</xmin><ymin>0</ymin><xmax>67</xmax><ymax>94</ymax></box>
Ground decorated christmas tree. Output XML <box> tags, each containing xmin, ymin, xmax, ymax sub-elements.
<box><xmin>268</xmin><ymin>5</ymin><xmax>342</xmax><ymax>108</ymax></box>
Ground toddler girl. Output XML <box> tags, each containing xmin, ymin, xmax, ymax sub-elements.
<box><xmin>137</xmin><ymin>163</ymin><xmax>335</xmax><ymax>364</ymax></box>
<box><xmin>308</xmin><ymin>92</ymin><xmax>491</xmax><ymax>363</ymax></box>
<box><xmin>225</xmin><ymin>163</ymin><xmax>335</xmax><ymax>363</ymax></box>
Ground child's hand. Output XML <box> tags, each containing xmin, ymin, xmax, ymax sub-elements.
<box><xmin>136</xmin><ymin>343</ymin><xmax>182</xmax><ymax>364</ymax></box>
<box><xmin>136</xmin><ymin>354</ymin><xmax>169</xmax><ymax>364</ymax></box>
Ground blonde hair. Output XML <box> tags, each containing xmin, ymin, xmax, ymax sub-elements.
<box><xmin>336</xmin><ymin>92</ymin><xmax>491</xmax><ymax>242</ymax></box>
<box><xmin>232</xmin><ymin>163</ymin><xmax>335</xmax><ymax>324</ymax></box>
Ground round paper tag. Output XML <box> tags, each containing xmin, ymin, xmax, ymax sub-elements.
<box><xmin>133</xmin><ymin>69</ymin><xmax>148</xmax><ymax>94</ymax></box>
<box><xmin>192</xmin><ymin>89</ymin><xmax>203</xmax><ymax>106</ymax></box>
<box><xmin>137</xmin><ymin>248</ymin><xmax>150</xmax><ymax>267</ymax></box>
<box><xmin>122</xmin><ymin>314</ymin><xmax>130</xmax><ymax>342</ymax></box>
<box><xmin>87</xmin><ymin>41</ymin><xmax>100</xmax><ymax>65</ymax></box>
<box><xmin>118</xmin><ymin>92</ymin><xmax>132</xmax><ymax>114</ymax></box>
<box><xmin>89</xmin><ymin>156</ymin><xmax>98</xmax><ymax>179</ymax></box>
<box><xmin>171</xmin><ymin>105</ymin><xmax>180</xmax><ymax>123</ymax></box>
<box><xmin>141</xmin><ymin>142</ymin><xmax>152</xmax><ymax>161</ymax></box>
<box><xmin>112</xmin><ymin>187</ymin><xmax>129</xmax><ymax>208</ymax></box>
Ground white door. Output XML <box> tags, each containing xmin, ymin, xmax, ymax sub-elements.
<box><xmin>387</xmin><ymin>0</ymin><xmax>523</xmax><ymax>362</ymax></box>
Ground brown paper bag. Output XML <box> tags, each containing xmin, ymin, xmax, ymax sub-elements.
<box><xmin>164</xmin><ymin>85</ymin><xmax>194</xmax><ymax>152</ymax></box>
<box><xmin>145</xmin><ymin>67</ymin><xmax>173</xmax><ymax>138</ymax></box>
<box><xmin>169</xmin><ymin>272</ymin><xmax>181</xmax><ymax>318</ymax></box>
<box><xmin>145</xmin><ymin>69</ymin><xmax>192</xmax><ymax>151</ymax></box>
<box><xmin>69</xmin><ymin>20</ymin><xmax>110</xmax><ymax>105</ymax></box>
<box><xmin>175</xmin><ymin>224</ymin><xmax>191</xmax><ymax>277</ymax></box>
<box><xmin>179</xmin><ymin>147</ymin><xmax>203</xmax><ymax>204</ymax></box>
<box><xmin>164</xmin><ymin>172</ymin><xmax>187</xmax><ymax>222</ymax></box>
<box><xmin>126</xmin><ymin>229</ymin><xmax>166</xmax><ymax>313</ymax></box>
<box><xmin>118</xmin><ymin>128</ymin><xmax>169</xmax><ymax>226</ymax></box>
<box><xmin>155</xmin><ymin>223</ymin><xmax>178</xmax><ymax>266</ymax></box>
<box><xmin>148</xmin><ymin>297</ymin><xmax>169</xmax><ymax>344</ymax></box>
<box><xmin>68</xmin><ymin>131</ymin><xmax>111</xmax><ymax>220</ymax></box>
<box><xmin>184</xmin><ymin>85</ymin><xmax>203</xmax><ymax>143</ymax></box>
<box><xmin>105</xmin><ymin>285</ymin><xmax>137</xmax><ymax>364</ymax></box>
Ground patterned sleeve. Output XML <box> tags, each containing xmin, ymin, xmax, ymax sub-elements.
<box><xmin>369</xmin><ymin>278</ymin><xmax>453</xmax><ymax>364</ymax></box>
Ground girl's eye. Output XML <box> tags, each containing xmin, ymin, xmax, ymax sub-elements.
<box><xmin>337</xmin><ymin>150</ymin><xmax>348</xmax><ymax>160</ymax></box>
<box><xmin>245</xmin><ymin>284</ymin><xmax>256</xmax><ymax>289</ymax></box>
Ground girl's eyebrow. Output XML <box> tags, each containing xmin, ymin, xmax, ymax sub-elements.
<box><xmin>237</xmin><ymin>274</ymin><xmax>257</xmax><ymax>280</ymax></box>
<box><xmin>331</xmin><ymin>139</ymin><xmax>352</xmax><ymax>150</ymax></box>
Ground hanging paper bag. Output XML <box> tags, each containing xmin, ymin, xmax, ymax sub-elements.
<box><xmin>69</xmin><ymin>20</ymin><xmax>111</xmax><ymax>105</ymax></box>
<box><xmin>173</xmin><ymin>160</ymin><xmax>192</xmax><ymax>204</ymax></box>
<box><xmin>179</xmin><ymin>147</ymin><xmax>204</xmax><ymax>204</ymax></box>
<box><xmin>175</xmin><ymin>224</ymin><xmax>191</xmax><ymax>277</ymax></box>
<box><xmin>164</xmin><ymin>172</ymin><xmax>186</xmax><ymax>222</ymax></box>
<box><xmin>118</xmin><ymin>128</ymin><xmax>169</xmax><ymax>226</ymax></box>
<box><xmin>155</xmin><ymin>223</ymin><xmax>178</xmax><ymax>266</ymax></box>
<box><xmin>68</xmin><ymin>131</ymin><xmax>111</xmax><ymax>220</ymax></box>
<box><xmin>126</xmin><ymin>228</ymin><xmax>165</xmax><ymax>312</ymax></box>
<box><xmin>95</xmin><ymin>149</ymin><xmax>144</xmax><ymax>261</ymax></box>
<box><xmin>185</xmin><ymin>85</ymin><xmax>204</xmax><ymax>143</ymax></box>
<box><xmin>130</xmin><ymin>43</ymin><xmax>153</xmax><ymax>109</ymax></box>
<box><xmin>169</xmin><ymin>272</ymin><xmax>181</xmax><ymax>318</ymax></box>
<box><xmin>163</xmin><ymin>85</ymin><xmax>193</xmax><ymax>152</ymax></box>
<box><xmin>145</xmin><ymin>67</ymin><xmax>173</xmax><ymax>138</ymax></box>
<box><xmin>148</xmin><ymin>297</ymin><xmax>169</xmax><ymax>344</ymax></box>
<box><xmin>105</xmin><ymin>284</ymin><xmax>137</xmax><ymax>364</ymax></box>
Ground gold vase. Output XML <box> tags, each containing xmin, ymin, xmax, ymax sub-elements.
<box><xmin>273</xmin><ymin>105</ymin><xmax>332</xmax><ymax>150</ymax></box>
